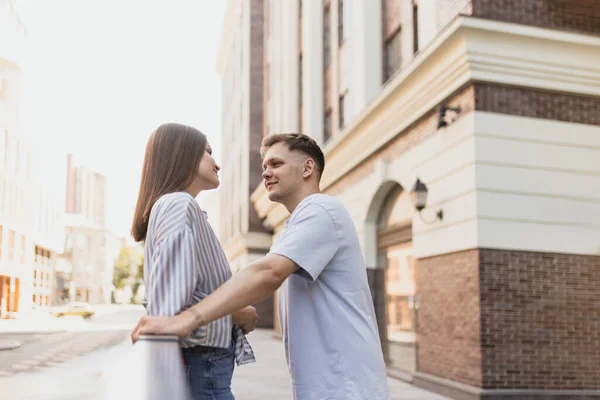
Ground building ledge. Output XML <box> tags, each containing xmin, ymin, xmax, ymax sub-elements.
<box><xmin>320</xmin><ymin>15</ymin><xmax>600</xmax><ymax>192</ymax></box>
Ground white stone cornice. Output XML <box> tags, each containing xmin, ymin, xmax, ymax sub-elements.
<box><xmin>462</xmin><ymin>18</ymin><xmax>600</xmax><ymax>97</ymax></box>
<box><xmin>318</xmin><ymin>16</ymin><xmax>600</xmax><ymax>192</ymax></box>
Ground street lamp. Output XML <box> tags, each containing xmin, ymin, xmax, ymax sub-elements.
<box><xmin>410</xmin><ymin>178</ymin><xmax>443</xmax><ymax>224</ymax></box>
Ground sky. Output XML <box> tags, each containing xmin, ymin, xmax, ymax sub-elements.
<box><xmin>15</xmin><ymin>0</ymin><xmax>226</xmax><ymax>238</ymax></box>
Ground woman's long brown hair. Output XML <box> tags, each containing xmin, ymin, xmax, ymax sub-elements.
<box><xmin>131</xmin><ymin>123</ymin><xmax>207</xmax><ymax>242</ymax></box>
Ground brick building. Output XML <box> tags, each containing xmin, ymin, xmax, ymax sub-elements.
<box><xmin>225</xmin><ymin>0</ymin><xmax>600</xmax><ymax>399</ymax></box>
<box><xmin>216</xmin><ymin>0</ymin><xmax>273</xmax><ymax>328</ymax></box>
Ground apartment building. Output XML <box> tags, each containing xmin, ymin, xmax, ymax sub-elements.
<box><xmin>57</xmin><ymin>154</ymin><xmax>120</xmax><ymax>305</ymax></box>
<box><xmin>246</xmin><ymin>0</ymin><xmax>600</xmax><ymax>398</ymax></box>
<box><xmin>216</xmin><ymin>0</ymin><xmax>274</xmax><ymax>328</ymax></box>
<box><xmin>0</xmin><ymin>0</ymin><xmax>64</xmax><ymax>315</ymax></box>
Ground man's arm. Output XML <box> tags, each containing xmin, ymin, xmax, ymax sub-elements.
<box><xmin>132</xmin><ymin>254</ymin><xmax>297</xmax><ymax>341</ymax></box>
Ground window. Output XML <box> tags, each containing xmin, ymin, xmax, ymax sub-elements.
<box><xmin>8</xmin><ymin>230</ymin><xmax>14</xmax><ymax>260</ymax></box>
<box><xmin>0</xmin><ymin>178</ymin><xmax>4</xmax><ymax>213</ymax></box>
<box><xmin>74</xmin><ymin>169</ymin><xmax>82</xmax><ymax>213</ymax></box>
<box><xmin>0</xmin><ymin>128</ymin><xmax>6</xmax><ymax>164</ymax></box>
<box><xmin>339</xmin><ymin>93</ymin><xmax>346</xmax><ymax>129</ymax></box>
<box><xmin>20</xmin><ymin>234</ymin><xmax>25</xmax><ymax>264</ymax></box>
<box><xmin>299</xmin><ymin>55</ymin><xmax>303</xmax><ymax>133</ymax></box>
<box><xmin>338</xmin><ymin>0</ymin><xmax>345</xmax><ymax>46</ymax></box>
<box><xmin>299</xmin><ymin>55</ymin><xmax>303</xmax><ymax>107</ymax></box>
<box><xmin>324</xmin><ymin>109</ymin><xmax>332</xmax><ymax>143</ymax></box>
<box><xmin>412</xmin><ymin>0</ymin><xmax>419</xmax><ymax>54</ymax></box>
<box><xmin>298</xmin><ymin>0</ymin><xmax>302</xmax><ymax>31</ymax></box>
<box><xmin>323</xmin><ymin>5</ymin><xmax>331</xmax><ymax>69</ymax></box>
<box><xmin>385</xmin><ymin>29</ymin><xmax>402</xmax><ymax>81</ymax></box>
<box><xmin>15</xmin><ymin>141</ymin><xmax>20</xmax><ymax>175</ymax></box>
<box><xmin>383</xmin><ymin>0</ymin><xmax>403</xmax><ymax>82</ymax></box>
<box><xmin>386</xmin><ymin>243</ymin><xmax>416</xmax><ymax>341</ymax></box>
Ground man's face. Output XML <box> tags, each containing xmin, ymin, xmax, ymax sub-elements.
<box><xmin>262</xmin><ymin>142</ymin><xmax>306</xmax><ymax>203</ymax></box>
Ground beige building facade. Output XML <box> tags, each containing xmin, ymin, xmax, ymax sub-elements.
<box><xmin>0</xmin><ymin>0</ymin><xmax>65</xmax><ymax>315</ymax></box>
<box><xmin>237</xmin><ymin>0</ymin><xmax>600</xmax><ymax>398</ymax></box>
<box><xmin>217</xmin><ymin>0</ymin><xmax>274</xmax><ymax>328</ymax></box>
<box><xmin>57</xmin><ymin>155</ymin><xmax>120</xmax><ymax>305</ymax></box>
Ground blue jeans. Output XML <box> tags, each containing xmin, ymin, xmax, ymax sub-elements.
<box><xmin>182</xmin><ymin>342</ymin><xmax>235</xmax><ymax>400</ymax></box>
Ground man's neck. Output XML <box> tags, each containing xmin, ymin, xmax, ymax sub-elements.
<box><xmin>283</xmin><ymin>188</ymin><xmax>321</xmax><ymax>214</ymax></box>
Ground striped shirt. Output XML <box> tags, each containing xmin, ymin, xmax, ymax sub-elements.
<box><xmin>143</xmin><ymin>191</ymin><xmax>255</xmax><ymax>366</ymax></box>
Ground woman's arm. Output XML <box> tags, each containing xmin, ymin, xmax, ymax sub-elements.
<box><xmin>145</xmin><ymin>229</ymin><xmax>200</xmax><ymax>318</ymax></box>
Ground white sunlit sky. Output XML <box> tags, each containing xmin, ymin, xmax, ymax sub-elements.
<box><xmin>16</xmin><ymin>0</ymin><xmax>226</xmax><ymax>239</ymax></box>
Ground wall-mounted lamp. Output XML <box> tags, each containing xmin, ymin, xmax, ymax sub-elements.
<box><xmin>410</xmin><ymin>178</ymin><xmax>443</xmax><ymax>224</ymax></box>
<box><xmin>437</xmin><ymin>104</ymin><xmax>461</xmax><ymax>128</ymax></box>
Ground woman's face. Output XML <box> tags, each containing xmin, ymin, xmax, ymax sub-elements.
<box><xmin>195</xmin><ymin>142</ymin><xmax>220</xmax><ymax>191</ymax></box>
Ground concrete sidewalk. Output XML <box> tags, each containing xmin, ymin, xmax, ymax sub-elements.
<box><xmin>232</xmin><ymin>329</ymin><xmax>449</xmax><ymax>400</ymax></box>
<box><xmin>0</xmin><ymin>315</ymin><xmax>67</xmax><ymax>336</ymax></box>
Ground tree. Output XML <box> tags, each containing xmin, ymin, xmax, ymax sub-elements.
<box><xmin>113</xmin><ymin>245</ymin><xmax>143</xmax><ymax>290</ymax></box>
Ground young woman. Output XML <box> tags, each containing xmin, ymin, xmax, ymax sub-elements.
<box><xmin>131</xmin><ymin>123</ymin><xmax>257</xmax><ymax>400</ymax></box>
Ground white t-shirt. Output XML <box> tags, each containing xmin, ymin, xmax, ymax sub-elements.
<box><xmin>270</xmin><ymin>194</ymin><xmax>390</xmax><ymax>400</ymax></box>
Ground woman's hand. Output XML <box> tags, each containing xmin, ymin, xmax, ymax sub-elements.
<box><xmin>131</xmin><ymin>310</ymin><xmax>198</xmax><ymax>343</ymax></box>
<box><xmin>232</xmin><ymin>306</ymin><xmax>258</xmax><ymax>334</ymax></box>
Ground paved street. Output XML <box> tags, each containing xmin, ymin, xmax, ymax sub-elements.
<box><xmin>232</xmin><ymin>329</ymin><xmax>450</xmax><ymax>400</ymax></box>
<box><xmin>1</xmin><ymin>306</ymin><xmax>449</xmax><ymax>399</ymax></box>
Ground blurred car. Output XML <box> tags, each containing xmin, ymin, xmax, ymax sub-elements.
<box><xmin>51</xmin><ymin>302</ymin><xmax>95</xmax><ymax>319</ymax></box>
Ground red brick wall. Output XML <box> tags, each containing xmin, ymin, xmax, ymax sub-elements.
<box><xmin>433</xmin><ymin>0</ymin><xmax>600</xmax><ymax>36</ymax></box>
<box><xmin>475</xmin><ymin>84</ymin><xmax>600</xmax><ymax>126</ymax></box>
<box><xmin>417</xmin><ymin>248</ymin><xmax>600</xmax><ymax>390</ymax></box>
<box><xmin>479</xmin><ymin>249</ymin><xmax>600</xmax><ymax>390</ymax></box>
<box><xmin>416</xmin><ymin>249</ymin><xmax>483</xmax><ymax>387</ymax></box>
<box><xmin>472</xmin><ymin>0</ymin><xmax>600</xmax><ymax>36</ymax></box>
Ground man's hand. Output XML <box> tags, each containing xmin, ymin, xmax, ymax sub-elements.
<box><xmin>131</xmin><ymin>310</ymin><xmax>197</xmax><ymax>344</ymax></box>
<box><xmin>232</xmin><ymin>305</ymin><xmax>258</xmax><ymax>334</ymax></box>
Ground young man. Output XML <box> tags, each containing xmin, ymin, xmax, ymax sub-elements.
<box><xmin>132</xmin><ymin>133</ymin><xmax>390</xmax><ymax>400</ymax></box>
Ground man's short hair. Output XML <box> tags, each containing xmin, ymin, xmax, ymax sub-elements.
<box><xmin>260</xmin><ymin>133</ymin><xmax>325</xmax><ymax>180</ymax></box>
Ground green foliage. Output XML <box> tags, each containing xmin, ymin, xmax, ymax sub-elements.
<box><xmin>113</xmin><ymin>245</ymin><xmax>144</xmax><ymax>289</ymax></box>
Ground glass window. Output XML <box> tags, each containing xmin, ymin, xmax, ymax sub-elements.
<box><xmin>385</xmin><ymin>29</ymin><xmax>402</xmax><ymax>81</ymax></box>
<box><xmin>386</xmin><ymin>242</ymin><xmax>416</xmax><ymax>342</ymax></box>
<box><xmin>15</xmin><ymin>141</ymin><xmax>20</xmax><ymax>175</ymax></box>
<box><xmin>338</xmin><ymin>0</ymin><xmax>345</xmax><ymax>46</ymax></box>
<box><xmin>8</xmin><ymin>230</ymin><xmax>14</xmax><ymax>260</ymax></box>
<box><xmin>339</xmin><ymin>93</ymin><xmax>346</xmax><ymax>129</ymax></box>
<box><xmin>298</xmin><ymin>55</ymin><xmax>303</xmax><ymax>107</ymax></box>
<box><xmin>0</xmin><ymin>177</ymin><xmax>4</xmax><ymax>213</ymax></box>
<box><xmin>412</xmin><ymin>0</ymin><xmax>419</xmax><ymax>54</ymax></box>
<box><xmin>0</xmin><ymin>128</ymin><xmax>6</xmax><ymax>164</ymax></box>
<box><xmin>324</xmin><ymin>109</ymin><xmax>332</xmax><ymax>143</ymax></box>
<box><xmin>323</xmin><ymin>5</ymin><xmax>331</xmax><ymax>69</ymax></box>
<box><xmin>20</xmin><ymin>234</ymin><xmax>25</xmax><ymax>264</ymax></box>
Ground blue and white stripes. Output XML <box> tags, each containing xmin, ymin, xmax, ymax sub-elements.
<box><xmin>143</xmin><ymin>191</ymin><xmax>254</xmax><ymax>365</ymax></box>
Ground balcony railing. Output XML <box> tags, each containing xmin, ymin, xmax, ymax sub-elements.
<box><xmin>102</xmin><ymin>335</ymin><xmax>190</xmax><ymax>400</ymax></box>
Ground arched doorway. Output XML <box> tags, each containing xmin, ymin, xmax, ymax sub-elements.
<box><xmin>367</xmin><ymin>181</ymin><xmax>417</xmax><ymax>377</ymax></box>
